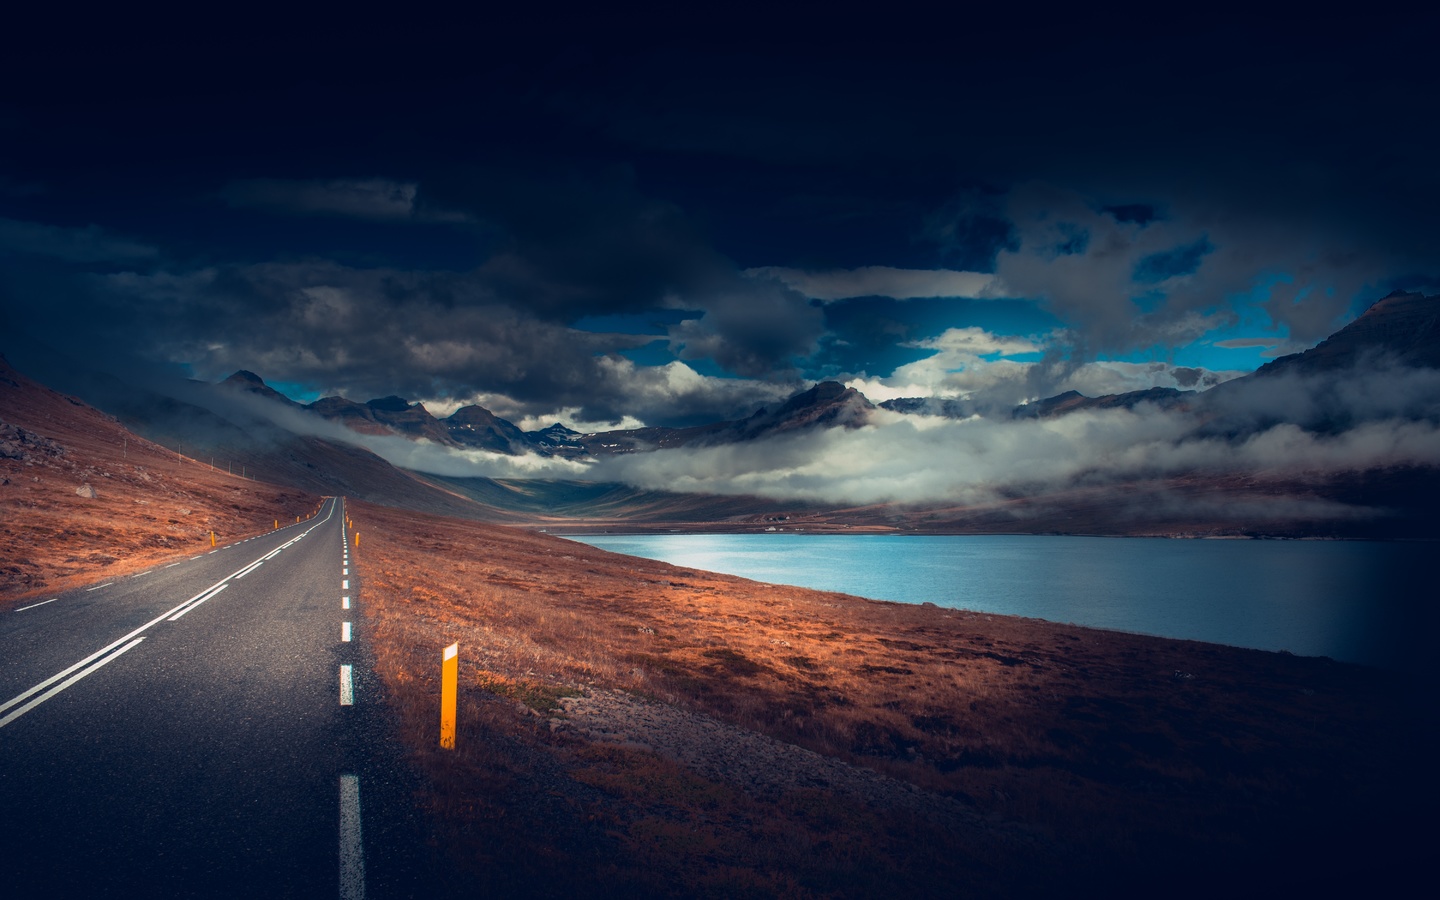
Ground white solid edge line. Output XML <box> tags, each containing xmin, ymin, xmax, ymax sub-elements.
<box><xmin>339</xmin><ymin>665</ymin><xmax>354</xmax><ymax>706</ymax></box>
<box><xmin>342</xmin><ymin>621</ymin><xmax>352</xmax><ymax>642</ymax></box>
<box><xmin>339</xmin><ymin>774</ymin><xmax>367</xmax><ymax>900</ymax></box>
<box><xmin>14</xmin><ymin>598</ymin><xmax>59</xmax><ymax>612</ymax></box>
<box><xmin>168</xmin><ymin>584</ymin><xmax>229</xmax><ymax>621</ymax></box>
<box><xmin>0</xmin><ymin>637</ymin><xmax>145</xmax><ymax>729</ymax></box>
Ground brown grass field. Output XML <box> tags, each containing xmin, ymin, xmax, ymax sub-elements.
<box><xmin>3</xmin><ymin>359</ymin><xmax>1432</xmax><ymax>896</ymax></box>
<box><xmin>352</xmin><ymin>500</ymin><xmax>1432</xmax><ymax>898</ymax></box>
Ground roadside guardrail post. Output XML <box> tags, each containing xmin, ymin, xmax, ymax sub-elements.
<box><xmin>440</xmin><ymin>643</ymin><xmax>458</xmax><ymax>749</ymax></box>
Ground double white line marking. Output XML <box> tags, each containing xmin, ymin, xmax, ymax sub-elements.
<box><xmin>0</xmin><ymin>499</ymin><xmax>339</xmax><ymax>730</ymax></box>
<box><xmin>168</xmin><ymin>583</ymin><xmax>229</xmax><ymax>622</ymax></box>
<box><xmin>0</xmin><ymin>637</ymin><xmax>147</xmax><ymax>728</ymax></box>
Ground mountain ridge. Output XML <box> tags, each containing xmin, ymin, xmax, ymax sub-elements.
<box><xmin>6</xmin><ymin>292</ymin><xmax>1437</xmax><ymax>538</ymax></box>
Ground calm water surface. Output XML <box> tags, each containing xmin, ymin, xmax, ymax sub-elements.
<box><xmin>565</xmin><ymin>534</ymin><xmax>1431</xmax><ymax>669</ymax></box>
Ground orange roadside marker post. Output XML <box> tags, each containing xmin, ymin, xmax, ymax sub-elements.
<box><xmin>440</xmin><ymin>643</ymin><xmax>459</xmax><ymax>749</ymax></box>
<box><xmin>211</xmin><ymin>531</ymin><xmax>216</xmax><ymax>547</ymax></box>
<box><xmin>274</xmin><ymin>520</ymin><xmax>278</xmax><ymax>530</ymax></box>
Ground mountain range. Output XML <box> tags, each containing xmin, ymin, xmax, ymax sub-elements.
<box><xmin>213</xmin><ymin>371</ymin><xmax>879</xmax><ymax>459</ymax></box>
<box><xmin>218</xmin><ymin>290</ymin><xmax>1440</xmax><ymax>454</ymax></box>
<box><xmin>4</xmin><ymin>290</ymin><xmax>1437</xmax><ymax>538</ymax></box>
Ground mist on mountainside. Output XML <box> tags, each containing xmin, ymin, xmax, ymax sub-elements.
<box><xmin>8</xmin><ymin>292</ymin><xmax>1439</xmax><ymax>535</ymax></box>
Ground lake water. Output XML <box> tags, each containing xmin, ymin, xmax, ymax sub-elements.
<box><xmin>564</xmin><ymin>533</ymin><xmax>1433</xmax><ymax>670</ymax></box>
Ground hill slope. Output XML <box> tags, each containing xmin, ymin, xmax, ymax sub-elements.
<box><xmin>0</xmin><ymin>355</ymin><xmax>318</xmax><ymax>598</ymax></box>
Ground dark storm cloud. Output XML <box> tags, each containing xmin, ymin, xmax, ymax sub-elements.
<box><xmin>415</xmin><ymin>165</ymin><xmax>826</xmax><ymax>378</ymax></box>
<box><xmin>2</xmin><ymin>149</ymin><xmax>825</xmax><ymax>422</ymax></box>
<box><xmin>1</xmin><ymin>8</ymin><xmax>1436</xmax><ymax>431</ymax></box>
<box><xmin>0</xmin><ymin>216</ymin><xmax>158</xmax><ymax>264</ymax></box>
<box><xmin>219</xmin><ymin>178</ymin><xmax>470</xmax><ymax>223</ymax></box>
<box><xmin>0</xmin><ymin>175</ymin><xmax>44</xmax><ymax>199</ymax></box>
<box><xmin>0</xmin><ymin>234</ymin><xmax>796</xmax><ymax>426</ymax></box>
<box><xmin>418</xmin><ymin>166</ymin><xmax>722</xmax><ymax>318</ymax></box>
<box><xmin>1133</xmin><ymin>238</ymin><xmax>1213</xmax><ymax>285</ymax></box>
<box><xmin>666</xmin><ymin>274</ymin><xmax>823</xmax><ymax>378</ymax></box>
<box><xmin>98</xmin><ymin>261</ymin><xmax>650</xmax><ymax>404</ymax></box>
<box><xmin>920</xmin><ymin>185</ymin><xmax>1018</xmax><ymax>272</ymax></box>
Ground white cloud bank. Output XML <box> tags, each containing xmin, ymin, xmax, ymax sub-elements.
<box><xmin>586</xmin><ymin>406</ymin><xmax>1440</xmax><ymax>508</ymax></box>
<box><xmin>840</xmin><ymin>325</ymin><xmax>1241</xmax><ymax>407</ymax></box>
<box><xmin>206</xmin><ymin>356</ymin><xmax>1440</xmax><ymax>518</ymax></box>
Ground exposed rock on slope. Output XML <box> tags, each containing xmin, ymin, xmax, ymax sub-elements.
<box><xmin>447</xmin><ymin>405</ymin><xmax>534</xmax><ymax>454</ymax></box>
<box><xmin>1012</xmin><ymin>386</ymin><xmax>1193</xmax><ymax>419</ymax></box>
<box><xmin>220</xmin><ymin>370</ymin><xmax>304</xmax><ymax>408</ymax></box>
<box><xmin>1253</xmin><ymin>290</ymin><xmax>1440</xmax><ymax>378</ymax></box>
<box><xmin>308</xmin><ymin>394</ymin><xmax>457</xmax><ymax>445</ymax></box>
<box><xmin>728</xmin><ymin>380</ymin><xmax>874</xmax><ymax>439</ymax></box>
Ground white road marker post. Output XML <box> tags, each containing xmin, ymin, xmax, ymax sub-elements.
<box><xmin>440</xmin><ymin>642</ymin><xmax>458</xmax><ymax>750</ymax></box>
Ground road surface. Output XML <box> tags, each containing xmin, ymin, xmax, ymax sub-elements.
<box><xmin>0</xmin><ymin>497</ymin><xmax>430</xmax><ymax>898</ymax></box>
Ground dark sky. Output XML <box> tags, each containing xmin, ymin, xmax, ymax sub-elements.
<box><xmin>3</xmin><ymin>6</ymin><xmax>1437</xmax><ymax>429</ymax></box>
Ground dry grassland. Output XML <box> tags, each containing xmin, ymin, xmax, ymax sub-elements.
<box><xmin>0</xmin><ymin>365</ymin><xmax>318</xmax><ymax>600</ymax></box>
<box><xmin>2</xmin><ymin>356</ymin><xmax>1428</xmax><ymax>895</ymax></box>
<box><xmin>352</xmin><ymin>499</ymin><xmax>1431</xmax><ymax>898</ymax></box>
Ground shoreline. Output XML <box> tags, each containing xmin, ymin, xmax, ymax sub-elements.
<box><xmin>352</xmin><ymin>499</ymin><xmax>1434</xmax><ymax>896</ymax></box>
<box><xmin>559</xmin><ymin>531</ymin><xmax>1429</xmax><ymax>672</ymax></box>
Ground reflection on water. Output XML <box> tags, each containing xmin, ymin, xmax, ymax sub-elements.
<box><xmin>565</xmin><ymin>533</ymin><xmax>1432</xmax><ymax>670</ymax></box>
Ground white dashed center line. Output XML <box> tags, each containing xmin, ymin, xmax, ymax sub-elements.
<box><xmin>342</xmin><ymin>595</ymin><xmax>350</xmax><ymax>609</ymax></box>
<box><xmin>14</xmin><ymin>598</ymin><xmax>58</xmax><ymax>612</ymax></box>
<box><xmin>339</xmin><ymin>775</ymin><xmax>366</xmax><ymax>900</ymax></box>
<box><xmin>342</xmin><ymin>621</ymin><xmax>352</xmax><ymax>642</ymax></box>
<box><xmin>339</xmin><ymin>665</ymin><xmax>354</xmax><ymax>706</ymax></box>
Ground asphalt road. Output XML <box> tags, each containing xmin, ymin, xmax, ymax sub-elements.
<box><xmin>0</xmin><ymin>497</ymin><xmax>430</xmax><ymax>898</ymax></box>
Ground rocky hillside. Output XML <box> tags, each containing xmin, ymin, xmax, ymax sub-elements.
<box><xmin>0</xmin><ymin>355</ymin><xmax>316</xmax><ymax>599</ymax></box>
